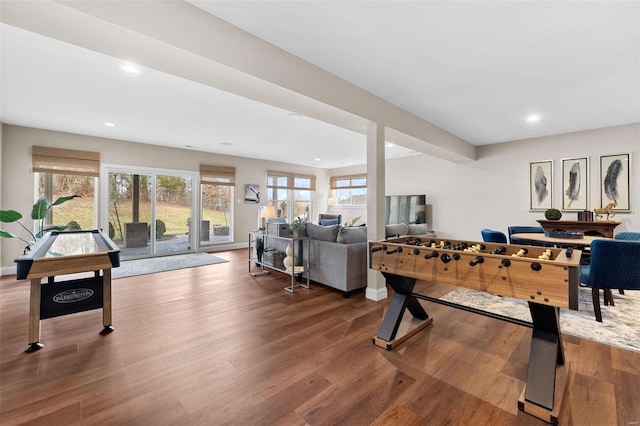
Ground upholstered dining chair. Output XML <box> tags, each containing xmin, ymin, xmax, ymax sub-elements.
<box><xmin>580</xmin><ymin>239</ymin><xmax>640</xmax><ymax>322</ymax></box>
<box><xmin>610</xmin><ymin>232</ymin><xmax>640</xmax><ymax>296</ymax></box>
<box><xmin>507</xmin><ymin>226</ymin><xmax>544</xmax><ymax>245</ymax></box>
<box><xmin>615</xmin><ymin>232</ymin><xmax>640</xmax><ymax>241</ymax></box>
<box><xmin>318</xmin><ymin>214</ymin><xmax>341</xmax><ymax>226</ymax></box>
<box><xmin>481</xmin><ymin>229</ymin><xmax>507</xmax><ymax>243</ymax></box>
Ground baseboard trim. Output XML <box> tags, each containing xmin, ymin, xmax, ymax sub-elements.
<box><xmin>200</xmin><ymin>242</ymin><xmax>245</xmax><ymax>252</ymax></box>
<box><xmin>0</xmin><ymin>265</ymin><xmax>17</xmax><ymax>277</ymax></box>
<box><xmin>366</xmin><ymin>286</ymin><xmax>388</xmax><ymax>301</ymax></box>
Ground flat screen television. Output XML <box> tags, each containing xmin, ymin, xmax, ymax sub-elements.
<box><xmin>385</xmin><ymin>195</ymin><xmax>427</xmax><ymax>224</ymax></box>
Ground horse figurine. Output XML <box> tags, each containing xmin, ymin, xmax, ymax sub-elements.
<box><xmin>594</xmin><ymin>202</ymin><xmax>617</xmax><ymax>220</ymax></box>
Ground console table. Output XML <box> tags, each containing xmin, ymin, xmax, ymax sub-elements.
<box><xmin>536</xmin><ymin>220</ymin><xmax>620</xmax><ymax>238</ymax></box>
<box><xmin>248</xmin><ymin>231</ymin><xmax>310</xmax><ymax>293</ymax></box>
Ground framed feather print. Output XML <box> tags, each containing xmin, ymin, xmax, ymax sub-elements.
<box><xmin>600</xmin><ymin>153</ymin><xmax>631</xmax><ymax>212</ymax></box>
<box><xmin>562</xmin><ymin>157</ymin><xmax>588</xmax><ymax>211</ymax></box>
<box><xmin>530</xmin><ymin>160</ymin><xmax>553</xmax><ymax>211</ymax></box>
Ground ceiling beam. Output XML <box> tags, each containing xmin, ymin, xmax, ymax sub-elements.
<box><xmin>2</xmin><ymin>0</ymin><xmax>476</xmax><ymax>162</ymax></box>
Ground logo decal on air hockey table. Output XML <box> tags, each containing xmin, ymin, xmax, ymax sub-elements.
<box><xmin>53</xmin><ymin>288</ymin><xmax>95</xmax><ymax>304</ymax></box>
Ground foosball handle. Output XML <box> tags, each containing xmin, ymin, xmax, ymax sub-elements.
<box><xmin>469</xmin><ymin>256</ymin><xmax>484</xmax><ymax>266</ymax></box>
<box><xmin>424</xmin><ymin>251</ymin><xmax>439</xmax><ymax>259</ymax></box>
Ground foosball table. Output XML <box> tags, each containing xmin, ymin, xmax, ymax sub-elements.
<box><xmin>369</xmin><ymin>236</ymin><xmax>582</xmax><ymax>424</ymax></box>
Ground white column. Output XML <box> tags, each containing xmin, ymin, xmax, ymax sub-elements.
<box><xmin>365</xmin><ymin>122</ymin><xmax>388</xmax><ymax>301</ymax></box>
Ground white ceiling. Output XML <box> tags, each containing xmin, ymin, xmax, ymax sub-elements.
<box><xmin>2</xmin><ymin>1</ymin><xmax>639</xmax><ymax>169</ymax></box>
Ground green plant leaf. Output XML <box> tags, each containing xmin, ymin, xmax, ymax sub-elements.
<box><xmin>0</xmin><ymin>210</ymin><xmax>23</xmax><ymax>223</ymax></box>
<box><xmin>0</xmin><ymin>230</ymin><xmax>33</xmax><ymax>246</ymax></box>
<box><xmin>49</xmin><ymin>194</ymin><xmax>81</xmax><ymax>207</ymax></box>
<box><xmin>31</xmin><ymin>198</ymin><xmax>49</xmax><ymax>220</ymax></box>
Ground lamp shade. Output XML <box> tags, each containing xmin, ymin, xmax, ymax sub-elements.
<box><xmin>258</xmin><ymin>205</ymin><xmax>277</xmax><ymax>229</ymax></box>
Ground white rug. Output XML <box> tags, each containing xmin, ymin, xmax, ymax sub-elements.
<box><xmin>439</xmin><ymin>287</ymin><xmax>640</xmax><ymax>353</ymax></box>
<box><xmin>112</xmin><ymin>253</ymin><xmax>228</xmax><ymax>279</ymax></box>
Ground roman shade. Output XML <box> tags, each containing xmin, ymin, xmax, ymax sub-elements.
<box><xmin>267</xmin><ymin>170</ymin><xmax>316</xmax><ymax>191</ymax></box>
<box><xmin>330</xmin><ymin>174</ymin><xmax>366</xmax><ymax>190</ymax></box>
<box><xmin>32</xmin><ymin>146</ymin><xmax>100</xmax><ymax>177</ymax></box>
<box><xmin>200</xmin><ymin>165</ymin><xmax>236</xmax><ymax>186</ymax></box>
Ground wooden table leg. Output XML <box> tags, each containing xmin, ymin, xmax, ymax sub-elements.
<box><xmin>100</xmin><ymin>269</ymin><xmax>114</xmax><ymax>334</ymax></box>
<box><xmin>26</xmin><ymin>278</ymin><xmax>43</xmax><ymax>352</ymax></box>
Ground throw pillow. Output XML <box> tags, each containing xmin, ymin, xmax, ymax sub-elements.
<box><xmin>306</xmin><ymin>223</ymin><xmax>340</xmax><ymax>242</ymax></box>
<box><xmin>337</xmin><ymin>226</ymin><xmax>368</xmax><ymax>244</ymax></box>
<box><xmin>385</xmin><ymin>223</ymin><xmax>409</xmax><ymax>237</ymax></box>
<box><xmin>408</xmin><ymin>223</ymin><xmax>429</xmax><ymax>235</ymax></box>
<box><xmin>319</xmin><ymin>218</ymin><xmax>340</xmax><ymax>226</ymax></box>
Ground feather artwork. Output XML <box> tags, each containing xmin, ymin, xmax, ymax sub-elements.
<box><xmin>604</xmin><ymin>159</ymin><xmax>622</xmax><ymax>202</ymax></box>
<box><xmin>534</xmin><ymin>165</ymin><xmax>548</xmax><ymax>205</ymax></box>
<box><xmin>565</xmin><ymin>162</ymin><xmax>580</xmax><ymax>207</ymax></box>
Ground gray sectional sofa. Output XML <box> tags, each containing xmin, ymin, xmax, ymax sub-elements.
<box><xmin>261</xmin><ymin>221</ymin><xmax>436</xmax><ymax>297</ymax></box>
<box><xmin>305</xmin><ymin>222</ymin><xmax>436</xmax><ymax>296</ymax></box>
<box><xmin>305</xmin><ymin>224</ymin><xmax>368</xmax><ymax>296</ymax></box>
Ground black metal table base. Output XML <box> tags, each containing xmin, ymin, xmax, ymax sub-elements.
<box><xmin>25</xmin><ymin>342</ymin><xmax>44</xmax><ymax>353</ymax></box>
<box><xmin>375</xmin><ymin>273</ymin><xmax>565</xmax><ymax>422</ymax></box>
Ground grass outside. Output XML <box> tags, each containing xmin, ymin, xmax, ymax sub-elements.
<box><xmin>51</xmin><ymin>197</ymin><xmax>230</xmax><ymax>238</ymax></box>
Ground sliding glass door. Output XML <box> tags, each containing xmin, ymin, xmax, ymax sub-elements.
<box><xmin>105</xmin><ymin>167</ymin><xmax>195</xmax><ymax>259</ymax></box>
<box><xmin>154</xmin><ymin>174</ymin><xmax>192</xmax><ymax>254</ymax></box>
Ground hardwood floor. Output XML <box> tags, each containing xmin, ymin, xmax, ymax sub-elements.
<box><xmin>1</xmin><ymin>249</ymin><xmax>638</xmax><ymax>425</ymax></box>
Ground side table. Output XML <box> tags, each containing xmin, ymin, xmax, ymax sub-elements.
<box><xmin>248</xmin><ymin>231</ymin><xmax>310</xmax><ymax>293</ymax></box>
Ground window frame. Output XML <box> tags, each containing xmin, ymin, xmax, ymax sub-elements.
<box><xmin>267</xmin><ymin>170</ymin><xmax>316</xmax><ymax>221</ymax></box>
<box><xmin>330</xmin><ymin>174</ymin><xmax>367</xmax><ymax>206</ymax></box>
<box><xmin>200</xmin><ymin>165</ymin><xmax>236</xmax><ymax>245</ymax></box>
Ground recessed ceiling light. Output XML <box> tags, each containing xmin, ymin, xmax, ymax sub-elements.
<box><xmin>220</xmin><ymin>141</ymin><xmax>232</xmax><ymax>146</ymax></box>
<box><xmin>119</xmin><ymin>63</ymin><xmax>140</xmax><ymax>74</ymax></box>
<box><xmin>526</xmin><ymin>114</ymin><xmax>541</xmax><ymax>123</ymax></box>
<box><xmin>315</xmin><ymin>158</ymin><xmax>321</xmax><ymax>161</ymax></box>
<box><xmin>386</xmin><ymin>142</ymin><xmax>395</xmax><ymax>147</ymax></box>
<box><xmin>287</xmin><ymin>113</ymin><xmax>302</xmax><ymax>120</ymax></box>
<box><xmin>103</xmin><ymin>122</ymin><xmax>115</xmax><ymax>127</ymax></box>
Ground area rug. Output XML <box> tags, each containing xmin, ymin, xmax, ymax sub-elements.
<box><xmin>439</xmin><ymin>287</ymin><xmax>640</xmax><ymax>353</ymax></box>
<box><xmin>112</xmin><ymin>253</ymin><xmax>228</xmax><ymax>279</ymax></box>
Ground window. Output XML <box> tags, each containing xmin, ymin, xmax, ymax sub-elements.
<box><xmin>267</xmin><ymin>171</ymin><xmax>315</xmax><ymax>221</ymax></box>
<box><xmin>33</xmin><ymin>146</ymin><xmax>100</xmax><ymax>230</ymax></box>
<box><xmin>200</xmin><ymin>165</ymin><xmax>235</xmax><ymax>244</ymax></box>
<box><xmin>330</xmin><ymin>174</ymin><xmax>366</xmax><ymax>206</ymax></box>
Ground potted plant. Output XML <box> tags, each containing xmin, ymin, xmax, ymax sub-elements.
<box><xmin>0</xmin><ymin>195</ymin><xmax>81</xmax><ymax>254</ymax></box>
<box><xmin>345</xmin><ymin>216</ymin><xmax>362</xmax><ymax>227</ymax></box>
<box><xmin>289</xmin><ymin>216</ymin><xmax>307</xmax><ymax>238</ymax></box>
<box><xmin>544</xmin><ymin>208</ymin><xmax>562</xmax><ymax>220</ymax></box>
<box><xmin>278</xmin><ymin>201</ymin><xmax>287</xmax><ymax>219</ymax></box>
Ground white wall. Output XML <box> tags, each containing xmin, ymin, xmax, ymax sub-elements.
<box><xmin>3</xmin><ymin>123</ymin><xmax>639</xmax><ymax>273</ymax></box>
<box><xmin>0</xmin><ymin>125</ymin><xmax>329</xmax><ymax>273</ymax></box>
<box><xmin>385</xmin><ymin>123</ymin><xmax>640</xmax><ymax>240</ymax></box>
<box><xmin>327</xmin><ymin>123</ymin><xmax>639</xmax><ymax>238</ymax></box>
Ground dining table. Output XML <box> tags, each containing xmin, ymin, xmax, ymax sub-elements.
<box><xmin>510</xmin><ymin>233</ymin><xmax>604</xmax><ymax>248</ymax></box>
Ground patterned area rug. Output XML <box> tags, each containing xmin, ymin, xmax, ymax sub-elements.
<box><xmin>440</xmin><ymin>287</ymin><xmax>640</xmax><ymax>353</ymax></box>
<box><xmin>112</xmin><ymin>253</ymin><xmax>228</xmax><ymax>279</ymax></box>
